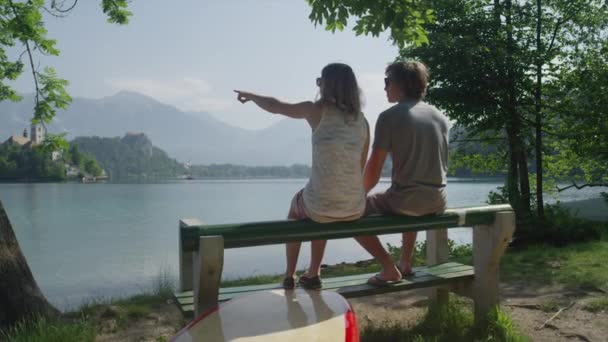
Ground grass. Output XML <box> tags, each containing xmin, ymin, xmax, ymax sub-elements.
<box><xmin>443</xmin><ymin>235</ymin><xmax>608</xmax><ymax>292</ymax></box>
<box><xmin>2</xmin><ymin>265</ymin><xmax>178</xmax><ymax>342</ymax></box>
<box><xmin>87</xmin><ymin>264</ymin><xmax>177</xmax><ymax>328</ymax></box>
<box><xmin>582</xmin><ymin>296</ymin><xmax>608</xmax><ymax>313</ymax></box>
<box><xmin>499</xmin><ymin>240</ymin><xmax>608</xmax><ymax>292</ymax></box>
<box><xmin>361</xmin><ymin>297</ymin><xmax>529</xmax><ymax>342</ymax></box>
<box><xmin>0</xmin><ymin>317</ymin><xmax>96</xmax><ymax>342</ymax></box>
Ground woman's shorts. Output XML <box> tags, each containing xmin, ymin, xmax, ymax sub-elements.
<box><xmin>288</xmin><ymin>189</ymin><xmax>309</xmax><ymax>220</ymax></box>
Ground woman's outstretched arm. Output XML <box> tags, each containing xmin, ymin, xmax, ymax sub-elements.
<box><xmin>234</xmin><ymin>90</ymin><xmax>316</xmax><ymax>119</ymax></box>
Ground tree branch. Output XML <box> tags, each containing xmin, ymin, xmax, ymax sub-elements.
<box><xmin>450</xmin><ymin>137</ymin><xmax>505</xmax><ymax>144</ymax></box>
<box><xmin>42</xmin><ymin>6</ymin><xmax>71</xmax><ymax>18</ymax></box>
<box><xmin>556</xmin><ymin>182</ymin><xmax>608</xmax><ymax>192</ymax></box>
<box><xmin>546</xmin><ymin>0</ymin><xmax>595</xmax><ymax>58</ymax></box>
<box><xmin>9</xmin><ymin>0</ymin><xmax>42</xmax><ymax>122</ymax></box>
<box><xmin>43</xmin><ymin>0</ymin><xmax>79</xmax><ymax>18</ymax></box>
<box><xmin>18</xmin><ymin>49</ymin><xmax>28</xmax><ymax>62</ymax></box>
<box><xmin>516</xmin><ymin>112</ymin><xmax>599</xmax><ymax>138</ymax></box>
<box><xmin>51</xmin><ymin>0</ymin><xmax>78</xmax><ymax>13</ymax></box>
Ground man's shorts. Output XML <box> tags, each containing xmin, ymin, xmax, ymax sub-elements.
<box><xmin>364</xmin><ymin>192</ymin><xmax>395</xmax><ymax>216</ymax></box>
<box><xmin>365</xmin><ymin>191</ymin><xmax>445</xmax><ymax>217</ymax></box>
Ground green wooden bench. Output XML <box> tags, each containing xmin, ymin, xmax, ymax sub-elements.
<box><xmin>174</xmin><ymin>204</ymin><xmax>515</xmax><ymax>324</ymax></box>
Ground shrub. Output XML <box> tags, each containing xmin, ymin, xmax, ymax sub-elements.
<box><xmin>516</xmin><ymin>203</ymin><xmax>604</xmax><ymax>246</ymax></box>
<box><xmin>386</xmin><ymin>239</ymin><xmax>472</xmax><ymax>265</ymax></box>
<box><xmin>487</xmin><ymin>186</ymin><xmax>510</xmax><ymax>205</ymax></box>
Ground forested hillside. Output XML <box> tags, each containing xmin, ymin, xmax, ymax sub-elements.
<box><xmin>72</xmin><ymin>133</ymin><xmax>186</xmax><ymax>179</ymax></box>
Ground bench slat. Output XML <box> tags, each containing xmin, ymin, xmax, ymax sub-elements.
<box><xmin>173</xmin><ymin>262</ymin><xmax>474</xmax><ymax>315</ymax></box>
<box><xmin>180</xmin><ymin>204</ymin><xmax>512</xmax><ymax>251</ymax></box>
<box><xmin>337</xmin><ymin>269</ymin><xmax>474</xmax><ymax>298</ymax></box>
<box><xmin>175</xmin><ymin>262</ymin><xmax>468</xmax><ymax>299</ymax></box>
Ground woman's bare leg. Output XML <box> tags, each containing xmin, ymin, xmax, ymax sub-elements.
<box><xmin>305</xmin><ymin>240</ymin><xmax>327</xmax><ymax>277</ymax></box>
<box><xmin>285</xmin><ymin>242</ymin><xmax>302</xmax><ymax>278</ymax></box>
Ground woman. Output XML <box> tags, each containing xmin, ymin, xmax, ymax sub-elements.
<box><xmin>234</xmin><ymin>63</ymin><xmax>369</xmax><ymax>289</ymax></box>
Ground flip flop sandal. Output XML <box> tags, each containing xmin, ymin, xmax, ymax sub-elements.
<box><xmin>401</xmin><ymin>270</ymin><xmax>416</xmax><ymax>279</ymax></box>
<box><xmin>398</xmin><ymin>265</ymin><xmax>416</xmax><ymax>279</ymax></box>
<box><xmin>367</xmin><ymin>274</ymin><xmax>401</xmax><ymax>287</ymax></box>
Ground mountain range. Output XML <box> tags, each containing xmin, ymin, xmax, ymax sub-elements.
<box><xmin>0</xmin><ymin>91</ymin><xmax>311</xmax><ymax>165</ymax></box>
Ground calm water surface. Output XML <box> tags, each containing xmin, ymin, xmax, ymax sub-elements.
<box><xmin>0</xmin><ymin>179</ymin><xmax>602</xmax><ymax>309</ymax></box>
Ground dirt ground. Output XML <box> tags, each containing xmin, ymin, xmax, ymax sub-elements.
<box><xmin>351</xmin><ymin>283</ymin><xmax>607</xmax><ymax>342</ymax></box>
<box><xmin>93</xmin><ymin>300</ymin><xmax>185</xmax><ymax>342</ymax></box>
<box><xmin>93</xmin><ymin>282</ymin><xmax>608</xmax><ymax>341</ymax></box>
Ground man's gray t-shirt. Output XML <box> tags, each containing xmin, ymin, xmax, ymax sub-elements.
<box><xmin>373</xmin><ymin>100</ymin><xmax>449</xmax><ymax>215</ymax></box>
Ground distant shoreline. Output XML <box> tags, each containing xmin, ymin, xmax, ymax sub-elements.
<box><xmin>0</xmin><ymin>176</ymin><xmax>506</xmax><ymax>184</ymax></box>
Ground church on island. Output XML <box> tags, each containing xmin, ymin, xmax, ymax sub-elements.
<box><xmin>3</xmin><ymin>123</ymin><xmax>61</xmax><ymax>161</ymax></box>
<box><xmin>5</xmin><ymin>123</ymin><xmax>46</xmax><ymax>147</ymax></box>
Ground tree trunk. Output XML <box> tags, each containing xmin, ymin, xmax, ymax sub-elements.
<box><xmin>518</xmin><ymin>148</ymin><xmax>532</xmax><ymax>214</ymax></box>
<box><xmin>535</xmin><ymin>0</ymin><xmax>545</xmax><ymax>218</ymax></box>
<box><xmin>505</xmin><ymin>0</ymin><xmax>532</xmax><ymax>226</ymax></box>
<box><xmin>504</xmin><ymin>0</ymin><xmax>520</xmax><ymax>213</ymax></box>
<box><xmin>506</xmin><ymin>127</ymin><xmax>521</xmax><ymax>207</ymax></box>
<box><xmin>0</xmin><ymin>200</ymin><xmax>59</xmax><ymax>329</ymax></box>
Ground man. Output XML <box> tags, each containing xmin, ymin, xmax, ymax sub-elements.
<box><xmin>356</xmin><ymin>61</ymin><xmax>449</xmax><ymax>285</ymax></box>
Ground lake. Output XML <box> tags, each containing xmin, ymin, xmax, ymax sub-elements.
<box><xmin>0</xmin><ymin>179</ymin><xmax>603</xmax><ymax>310</ymax></box>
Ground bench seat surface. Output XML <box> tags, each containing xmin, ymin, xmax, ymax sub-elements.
<box><xmin>174</xmin><ymin>262</ymin><xmax>473</xmax><ymax>315</ymax></box>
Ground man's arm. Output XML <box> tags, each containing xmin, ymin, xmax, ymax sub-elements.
<box><xmin>363</xmin><ymin>147</ymin><xmax>388</xmax><ymax>194</ymax></box>
<box><xmin>360</xmin><ymin>118</ymin><xmax>370</xmax><ymax>171</ymax></box>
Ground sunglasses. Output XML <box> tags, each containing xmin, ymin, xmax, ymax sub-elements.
<box><xmin>384</xmin><ymin>77</ymin><xmax>391</xmax><ymax>87</ymax></box>
<box><xmin>316</xmin><ymin>77</ymin><xmax>322</xmax><ymax>87</ymax></box>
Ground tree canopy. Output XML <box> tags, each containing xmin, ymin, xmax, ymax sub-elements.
<box><xmin>0</xmin><ymin>0</ymin><xmax>131</xmax><ymax>124</ymax></box>
<box><xmin>308</xmin><ymin>0</ymin><xmax>608</xmax><ymax>232</ymax></box>
<box><xmin>307</xmin><ymin>0</ymin><xmax>435</xmax><ymax>47</ymax></box>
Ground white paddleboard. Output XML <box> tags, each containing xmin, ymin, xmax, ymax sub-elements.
<box><xmin>171</xmin><ymin>289</ymin><xmax>359</xmax><ymax>342</ymax></box>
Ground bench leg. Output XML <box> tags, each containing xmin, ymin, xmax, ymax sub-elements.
<box><xmin>193</xmin><ymin>235</ymin><xmax>224</xmax><ymax>316</ymax></box>
<box><xmin>179</xmin><ymin>219</ymin><xmax>204</xmax><ymax>292</ymax></box>
<box><xmin>426</xmin><ymin>228</ymin><xmax>449</xmax><ymax>306</ymax></box>
<box><xmin>472</xmin><ymin>211</ymin><xmax>516</xmax><ymax>324</ymax></box>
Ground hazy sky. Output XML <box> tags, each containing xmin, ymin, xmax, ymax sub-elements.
<box><xmin>11</xmin><ymin>0</ymin><xmax>399</xmax><ymax>130</ymax></box>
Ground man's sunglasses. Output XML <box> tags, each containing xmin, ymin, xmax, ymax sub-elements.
<box><xmin>384</xmin><ymin>77</ymin><xmax>391</xmax><ymax>87</ymax></box>
<box><xmin>316</xmin><ymin>77</ymin><xmax>322</xmax><ymax>87</ymax></box>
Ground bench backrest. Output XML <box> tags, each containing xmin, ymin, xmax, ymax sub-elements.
<box><xmin>179</xmin><ymin>204</ymin><xmax>513</xmax><ymax>251</ymax></box>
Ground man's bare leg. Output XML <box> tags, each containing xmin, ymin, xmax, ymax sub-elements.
<box><xmin>399</xmin><ymin>231</ymin><xmax>417</xmax><ymax>275</ymax></box>
<box><xmin>355</xmin><ymin>235</ymin><xmax>401</xmax><ymax>281</ymax></box>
